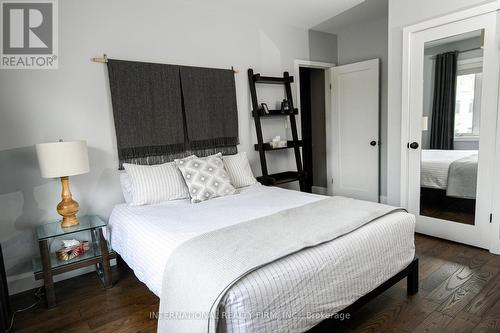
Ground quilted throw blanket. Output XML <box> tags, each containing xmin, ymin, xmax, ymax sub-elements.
<box><xmin>447</xmin><ymin>153</ymin><xmax>478</xmax><ymax>199</ymax></box>
<box><xmin>157</xmin><ymin>197</ymin><xmax>405</xmax><ymax>333</ymax></box>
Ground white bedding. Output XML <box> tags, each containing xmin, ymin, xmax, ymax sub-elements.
<box><xmin>108</xmin><ymin>184</ymin><xmax>415</xmax><ymax>333</ymax></box>
<box><xmin>421</xmin><ymin>149</ymin><xmax>477</xmax><ymax>191</ymax></box>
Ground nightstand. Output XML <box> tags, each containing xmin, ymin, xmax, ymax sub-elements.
<box><xmin>33</xmin><ymin>215</ymin><xmax>115</xmax><ymax>308</ymax></box>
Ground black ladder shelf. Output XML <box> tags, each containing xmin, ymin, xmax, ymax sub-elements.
<box><xmin>248</xmin><ymin>68</ymin><xmax>307</xmax><ymax>192</ymax></box>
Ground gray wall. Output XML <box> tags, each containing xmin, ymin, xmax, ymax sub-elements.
<box><xmin>334</xmin><ymin>15</ymin><xmax>389</xmax><ymax>198</ymax></box>
<box><xmin>422</xmin><ymin>37</ymin><xmax>483</xmax><ymax>150</ymax></box>
<box><xmin>386</xmin><ymin>0</ymin><xmax>495</xmax><ymax>205</ymax></box>
<box><xmin>0</xmin><ymin>0</ymin><xmax>329</xmax><ymax>294</ymax></box>
<box><xmin>309</xmin><ymin>30</ymin><xmax>338</xmax><ymax>64</ymax></box>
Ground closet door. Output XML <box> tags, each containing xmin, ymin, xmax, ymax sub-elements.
<box><xmin>329</xmin><ymin>59</ymin><xmax>379</xmax><ymax>202</ymax></box>
<box><xmin>406</xmin><ymin>12</ymin><xmax>499</xmax><ymax>249</ymax></box>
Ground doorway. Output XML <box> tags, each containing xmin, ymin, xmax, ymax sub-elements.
<box><xmin>299</xmin><ymin>67</ymin><xmax>327</xmax><ymax>194</ymax></box>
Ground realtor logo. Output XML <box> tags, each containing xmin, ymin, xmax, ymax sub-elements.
<box><xmin>1</xmin><ymin>0</ymin><xmax>58</xmax><ymax>69</ymax></box>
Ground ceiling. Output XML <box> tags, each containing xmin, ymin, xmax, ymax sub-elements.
<box><xmin>312</xmin><ymin>0</ymin><xmax>387</xmax><ymax>34</ymax></box>
<box><xmin>182</xmin><ymin>0</ymin><xmax>366</xmax><ymax>29</ymax></box>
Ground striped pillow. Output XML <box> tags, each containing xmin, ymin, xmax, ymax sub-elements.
<box><xmin>123</xmin><ymin>162</ymin><xmax>189</xmax><ymax>205</ymax></box>
<box><xmin>222</xmin><ymin>152</ymin><xmax>257</xmax><ymax>188</ymax></box>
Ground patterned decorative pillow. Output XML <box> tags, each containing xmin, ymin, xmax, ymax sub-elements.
<box><xmin>175</xmin><ymin>153</ymin><xmax>237</xmax><ymax>203</ymax></box>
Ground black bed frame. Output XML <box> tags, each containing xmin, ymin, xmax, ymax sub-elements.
<box><xmin>117</xmin><ymin>254</ymin><xmax>419</xmax><ymax>332</ymax></box>
<box><xmin>308</xmin><ymin>257</ymin><xmax>419</xmax><ymax>332</ymax></box>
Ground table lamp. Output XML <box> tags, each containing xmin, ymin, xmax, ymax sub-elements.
<box><xmin>35</xmin><ymin>140</ymin><xmax>90</xmax><ymax>228</ymax></box>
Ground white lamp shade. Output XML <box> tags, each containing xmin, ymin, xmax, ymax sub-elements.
<box><xmin>36</xmin><ymin>140</ymin><xmax>90</xmax><ymax>178</ymax></box>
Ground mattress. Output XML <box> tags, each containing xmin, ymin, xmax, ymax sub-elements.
<box><xmin>108</xmin><ymin>184</ymin><xmax>415</xmax><ymax>332</ymax></box>
<box><xmin>421</xmin><ymin>149</ymin><xmax>477</xmax><ymax>190</ymax></box>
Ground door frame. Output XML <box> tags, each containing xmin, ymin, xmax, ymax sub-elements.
<box><xmin>400</xmin><ymin>1</ymin><xmax>500</xmax><ymax>253</ymax></box>
<box><xmin>294</xmin><ymin>60</ymin><xmax>335</xmax><ymax>195</ymax></box>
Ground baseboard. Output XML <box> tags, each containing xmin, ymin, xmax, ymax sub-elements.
<box><xmin>379</xmin><ymin>195</ymin><xmax>387</xmax><ymax>204</ymax></box>
<box><xmin>311</xmin><ymin>186</ymin><xmax>328</xmax><ymax>195</ymax></box>
<box><xmin>7</xmin><ymin>259</ymin><xmax>117</xmax><ymax>295</ymax></box>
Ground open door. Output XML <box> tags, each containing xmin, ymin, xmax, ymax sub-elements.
<box><xmin>328</xmin><ymin>59</ymin><xmax>380</xmax><ymax>202</ymax></box>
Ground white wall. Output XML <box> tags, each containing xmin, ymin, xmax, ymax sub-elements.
<box><xmin>386</xmin><ymin>0</ymin><xmax>495</xmax><ymax>205</ymax></box>
<box><xmin>0</xmin><ymin>0</ymin><xmax>327</xmax><ymax>294</ymax></box>
<box><xmin>335</xmin><ymin>15</ymin><xmax>388</xmax><ymax>197</ymax></box>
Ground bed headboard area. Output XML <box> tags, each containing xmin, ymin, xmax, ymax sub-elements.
<box><xmin>106</xmin><ymin>59</ymin><xmax>239</xmax><ymax>168</ymax></box>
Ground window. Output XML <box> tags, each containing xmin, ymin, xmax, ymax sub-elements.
<box><xmin>454</xmin><ymin>61</ymin><xmax>482</xmax><ymax>139</ymax></box>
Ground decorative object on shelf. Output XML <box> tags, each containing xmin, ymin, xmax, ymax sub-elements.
<box><xmin>36</xmin><ymin>140</ymin><xmax>90</xmax><ymax>228</ymax></box>
<box><xmin>270</xmin><ymin>136</ymin><xmax>287</xmax><ymax>149</ymax></box>
<box><xmin>281</xmin><ymin>99</ymin><xmax>290</xmax><ymax>114</ymax></box>
<box><xmin>55</xmin><ymin>240</ymin><xmax>90</xmax><ymax>261</ymax></box>
<box><xmin>261</xmin><ymin>103</ymin><xmax>270</xmax><ymax>114</ymax></box>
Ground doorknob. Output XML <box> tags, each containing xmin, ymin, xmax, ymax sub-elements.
<box><xmin>408</xmin><ymin>142</ymin><xmax>419</xmax><ymax>149</ymax></box>
<box><xmin>370</xmin><ymin>141</ymin><xmax>377</xmax><ymax>146</ymax></box>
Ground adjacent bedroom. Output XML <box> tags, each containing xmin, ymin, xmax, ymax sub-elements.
<box><xmin>1</xmin><ymin>1</ymin><xmax>500</xmax><ymax>333</ymax></box>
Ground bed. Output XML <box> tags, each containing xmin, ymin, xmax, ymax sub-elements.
<box><xmin>108</xmin><ymin>184</ymin><xmax>416</xmax><ymax>333</ymax></box>
<box><xmin>421</xmin><ymin>149</ymin><xmax>478</xmax><ymax>199</ymax></box>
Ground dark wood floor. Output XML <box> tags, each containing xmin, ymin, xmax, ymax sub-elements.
<box><xmin>9</xmin><ymin>234</ymin><xmax>500</xmax><ymax>333</ymax></box>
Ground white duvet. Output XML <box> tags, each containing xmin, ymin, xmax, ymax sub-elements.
<box><xmin>108</xmin><ymin>184</ymin><xmax>415</xmax><ymax>332</ymax></box>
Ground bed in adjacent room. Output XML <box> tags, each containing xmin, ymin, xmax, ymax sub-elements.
<box><xmin>420</xmin><ymin>149</ymin><xmax>478</xmax><ymax>199</ymax></box>
<box><xmin>108</xmin><ymin>183</ymin><xmax>416</xmax><ymax>333</ymax></box>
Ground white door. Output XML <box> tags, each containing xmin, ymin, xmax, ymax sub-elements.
<box><xmin>328</xmin><ymin>59</ymin><xmax>379</xmax><ymax>202</ymax></box>
<box><xmin>405</xmin><ymin>12</ymin><xmax>499</xmax><ymax>249</ymax></box>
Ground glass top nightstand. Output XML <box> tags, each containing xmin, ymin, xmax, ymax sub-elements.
<box><xmin>33</xmin><ymin>215</ymin><xmax>115</xmax><ymax>308</ymax></box>
<box><xmin>36</xmin><ymin>215</ymin><xmax>106</xmax><ymax>241</ymax></box>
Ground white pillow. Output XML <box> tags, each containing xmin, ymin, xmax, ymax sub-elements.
<box><xmin>119</xmin><ymin>172</ymin><xmax>133</xmax><ymax>203</ymax></box>
<box><xmin>123</xmin><ymin>162</ymin><xmax>190</xmax><ymax>205</ymax></box>
<box><xmin>222</xmin><ymin>152</ymin><xmax>257</xmax><ymax>188</ymax></box>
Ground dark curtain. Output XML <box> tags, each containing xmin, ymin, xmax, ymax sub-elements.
<box><xmin>107</xmin><ymin>60</ymin><xmax>239</xmax><ymax>168</ymax></box>
<box><xmin>179</xmin><ymin>66</ymin><xmax>239</xmax><ymax>154</ymax></box>
<box><xmin>429</xmin><ymin>51</ymin><xmax>458</xmax><ymax>150</ymax></box>
<box><xmin>107</xmin><ymin>60</ymin><xmax>186</xmax><ymax>167</ymax></box>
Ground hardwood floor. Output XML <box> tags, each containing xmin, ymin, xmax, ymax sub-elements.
<box><xmin>9</xmin><ymin>234</ymin><xmax>500</xmax><ymax>333</ymax></box>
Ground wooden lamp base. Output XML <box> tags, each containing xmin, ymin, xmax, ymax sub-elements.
<box><xmin>57</xmin><ymin>176</ymin><xmax>80</xmax><ymax>228</ymax></box>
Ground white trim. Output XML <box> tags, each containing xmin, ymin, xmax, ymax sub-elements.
<box><xmin>400</xmin><ymin>1</ymin><xmax>500</xmax><ymax>208</ymax></box>
<box><xmin>379</xmin><ymin>195</ymin><xmax>387</xmax><ymax>204</ymax></box>
<box><xmin>311</xmin><ymin>186</ymin><xmax>328</xmax><ymax>195</ymax></box>
<box><xmin>294</xmin><ymin>59</ymin><xmax>336</xmax><ymax>70</ymax></box>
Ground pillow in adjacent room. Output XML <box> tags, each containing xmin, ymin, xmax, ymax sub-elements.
<box><xmin>123</xmin><ymin>162</ymin><xmax>190</xmax><ymax>205</ymax></box>
<box><xmin>119</xmin><ymin>172</ymin><xmax>133</xmax><ymax>203</ymax></box>
<box><xmin>175</xmin><ymin>153</ymin><xmax>237</xmax><ymax>203</ymax></box>
<box><xmin>222</xmin><ymin>152</ymin><xmax>257</xmax><ymax>188</ymax></box>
